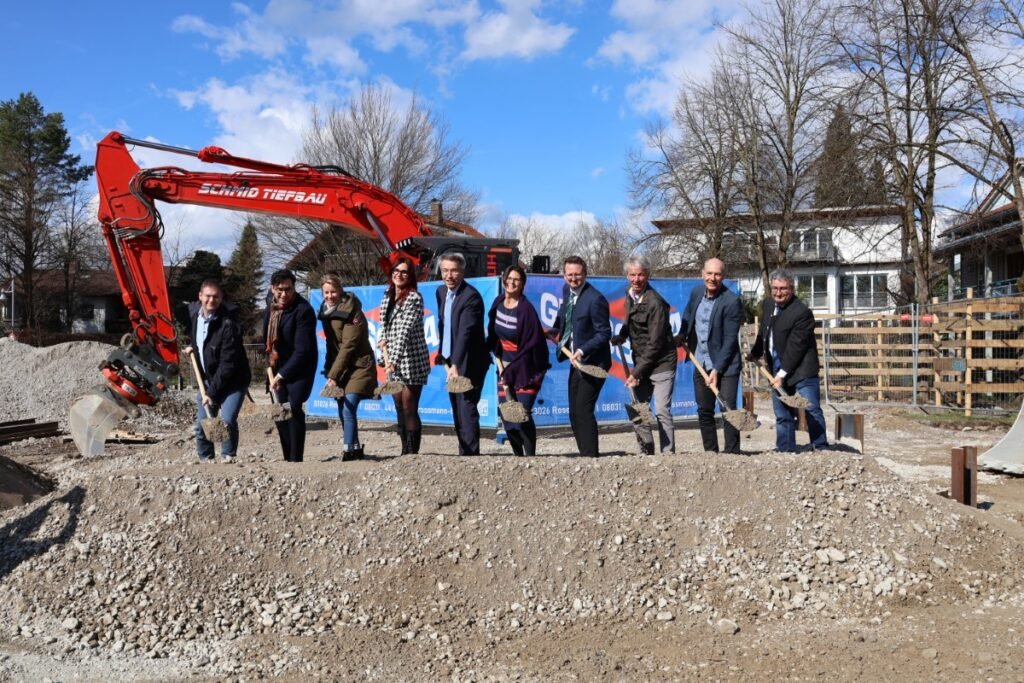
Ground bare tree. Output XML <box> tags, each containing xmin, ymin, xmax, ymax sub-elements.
<box><xmin>257</xmin><ymin>84</ymin><xmax>481</xmax><ymax>282</ymax></box>
<box><xmin>728</xmin><ymin>0</ymin><xmax>840</xmax><ymax>291</ymax></box>
<box><xmin>49</xmin><ymin>178</ymin><xmax>106</xmax><ymax>330</ymax></box>
<box><xmin>628</xmin><ymin>62</ymin><xmax>744</xmax><ymax>271</ymax></box>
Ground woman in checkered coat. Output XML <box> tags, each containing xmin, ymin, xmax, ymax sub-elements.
<box><xmin>378</xmin><ymin>256</ymin><xmax>430</xmax><ymax>454</ymax></box>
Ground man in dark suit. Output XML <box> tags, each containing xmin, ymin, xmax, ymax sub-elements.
<box><xmin>264</xmin><ymin>269</ymin><xmax>318</xmax><ymax>462</ymax></box>
<box><xmin>435</xmin><ymin>252</ymin><xmax>488</xmax><ymax>455</ymax></box>
<box><xmin>748</xmin><ymin>268</ymin><xmax>829</xmax><ymax>452</ymax></box>
<box><xmin>183</xmin><ymin>279</ymin><xmax>252</xmax><ymax>462</ymax></box>
<box><xmin>551</xmin><ymin>255</ymin><xmax>611</xmax><ymax>457</ymax></box>
<box><xmin>676</xmin><ymin>258</ymin><xmax>744</xmax><ymax>453</ymax></box>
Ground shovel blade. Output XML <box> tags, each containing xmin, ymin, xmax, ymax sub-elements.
<box><xmin>69</xmin><ymin>387</ymin><xmax>131</xmax><ymax>457</ymax></box>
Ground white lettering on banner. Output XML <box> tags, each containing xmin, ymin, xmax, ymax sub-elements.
<box><xmin>424</xmin><ymin>315</ymin><xmax>439</xmax><ymax>348</ymax></box>
<box><xmin>540</xmin><ymin>292</ymin><xmax>561</xmax><ymax>327</ymax></box>
<box><xmin>669</xmin><ymin>311</ymin><xmax>682</xmax><ymax>334</ymax></box>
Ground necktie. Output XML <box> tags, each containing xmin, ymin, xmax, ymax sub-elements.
<box><xmin>442</xmin><ymin>289</ymin><xmax>455</xmax><ymax>358</ymax></box>
<box><xmin>770</xmin><ymin>304</ymin><xmax>781</xmax><ymax>370</ymax></box>
<box><xmin>561</xmin><ymin>293</ymin><xmax>575</xmax><ymax>348</ymax></box>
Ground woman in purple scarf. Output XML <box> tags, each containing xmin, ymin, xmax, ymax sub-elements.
<box><xmin>486</xmin><ymin>265</ymin><xmax>550</xmax><ymax>456</ymax></box>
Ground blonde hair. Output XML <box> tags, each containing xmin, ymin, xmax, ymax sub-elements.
<box><xmin>321</xmin><ymin>273</ymin><xmax>343</xmax><ymax>291</ymax></box>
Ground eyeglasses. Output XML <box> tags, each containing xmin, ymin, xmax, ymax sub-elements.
<box><xmin>392</xmin><ymin>269</ymin><xmax>411</xmax><ymax>276</ymax></box>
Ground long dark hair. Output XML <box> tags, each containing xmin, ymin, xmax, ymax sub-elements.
<box><xmin>384</xmin><ymin>257</ymin><xmax>418</xmax><ymax>326</ymax></box>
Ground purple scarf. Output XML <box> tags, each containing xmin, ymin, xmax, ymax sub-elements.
<box><xmin>487</xmin><ymin>295</ymin><xmax>550</xmax><ymax>391</ymax></box>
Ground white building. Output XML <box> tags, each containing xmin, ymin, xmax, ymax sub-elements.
<box><xmin>653</xmin><ymin>206</ymin><xmax>905</xmax><ymax>315</ymax></box>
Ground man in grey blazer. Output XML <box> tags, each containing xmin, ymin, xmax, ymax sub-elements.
<box><xmin>676</xmin><ymin>258</ymin><xmax>744</xmax><ymax>453</ymax></box>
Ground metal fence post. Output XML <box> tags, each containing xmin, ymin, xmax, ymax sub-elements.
<box><xmin>911</xmin><ymin>303</ymin><xmax>919</xmax><ymax>408</ymax></box>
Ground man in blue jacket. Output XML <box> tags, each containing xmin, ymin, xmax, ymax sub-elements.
<box><xmin>551</xmin><ymin>256</ymin><xmax>611</xmax><ymax>457</ymax></box>
<box><xmin>263</xmin><ymin>269</ymin><xmax>318</xmax><ymax>462</ymax></box>
<box><xmin>435</xmin><ymin>253</ymin><xmax>488</xmax><ymax>455</ymax></box>
<box><xmin>184</xmin><ymin>280</ymin><xmax>252</xmax><ymax>462</ymax></box>
<box><xmin>676</xmin><ymin>258</ymin><xmax>744</xmax><ymax>453</ymax></box>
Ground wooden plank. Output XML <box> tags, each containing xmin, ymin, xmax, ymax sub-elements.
<box><xmin>0</xmin><ymin>418</ymin><xmax>38</xmax><ymax>430</ymax></box>
<box><xmin>935</xmin><ymin>380</ymin><xmax>1024</xmax><ymax>392</ymax></box>
<box><xmin>939</xmin><ymin>338</ymin><xmax>1024</xmax><ymax>349</ymax></box>
<box><xmin>825</xmin><ymin>367</ymin><xmax>923</xmax><ymax>376</ymax></box>
<box><xmin>0</xmin><ymin>424</ymin><xmax>61</xmax><ymax>445</ymax></box>
<box><xmin>819</xmin><ymin>327</ymin><xmax>918</xmax><ymax>335</ymax></box>
<box><xmin>932</xmin><ymin>319</ymin><xmax>1022</xmax><ymax>332</ymax></box>
<box><xmin>0</xmin><ymin>420</ymin><xmax>57</xmax><ymax>436</ymax></box>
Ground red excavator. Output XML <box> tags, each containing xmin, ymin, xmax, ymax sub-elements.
<box><xmin>69</xmin><ymin>131</ymin><xmax>519</xmax><ymax>456</ymax></box>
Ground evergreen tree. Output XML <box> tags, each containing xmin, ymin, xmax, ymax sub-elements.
<box><xmin>223</xmin><ymin>222</ymin><xmax>263</xmax><ymax>337</ymax></box>
<box><xmin>813</xmin><ymin>105</ymin><xmax>870</xmax><ymax>208</ymax></box>
<box><xmin>0</xmin><ymin>92</ymin><xmax>92</xmax><ymax>332</ymax></box>
<box><xmin>171</xmin><ymin>250</ymin><xmax>222</xmax><ymax>333</ymax></box>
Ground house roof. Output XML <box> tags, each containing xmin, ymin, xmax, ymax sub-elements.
<box><xmin>935</xmin><ymin>162</ymin><xmax>1023</xmax><ymax>256</ymax></box>
<box><xmin>3</xmin><ymin>266</ymin><xmax>185</xmax><ymax>297</ymax></box>
<box><xmin>652</xmin><ymin>205</ymin><xmax>903</xmax><ymax>232</ymax></box>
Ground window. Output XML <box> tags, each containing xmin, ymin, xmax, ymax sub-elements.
<box><xmin>792</xmin><ymin>228</ymin><xmax>833</xmax><ymax>260</ymax></box>
<box><xmin>841</xmin><ymin>274</ymin><xmax>889</xmax><ymax>309</ymax></box>
<box><xmin>796</xmin><ymin>274</ymin><xmax>828</xmax><ymax>308</ymax></box>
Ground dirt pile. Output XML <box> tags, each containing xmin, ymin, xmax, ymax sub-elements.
<box><xmin>0</xmin><ymin>338</ymin><xmax>198</xmax><ymax>436</ymax></box>
<box><xmin>2</xmin><ymin>446</ymin><xmax>1023</xmax><ymax>680</ymax></box>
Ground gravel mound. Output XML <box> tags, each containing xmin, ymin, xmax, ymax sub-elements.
<box><xmin>0</xmin><ymin>338</ymin><xmax>196</xmax><ymax>434</ymax></box>
<box><xmin>2</xmin><ymin>448</ymin><xmax>1022</xmax><ymax>680</ymax></box>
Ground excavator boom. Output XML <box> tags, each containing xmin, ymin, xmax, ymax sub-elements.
<box><xmin>70</xmin><ymin>131</ymin><xmax>516</xmax><ymax>456</ymax></box>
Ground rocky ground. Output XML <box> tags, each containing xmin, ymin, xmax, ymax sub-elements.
<box><xmin>1</xmin><ymin>338</ymin><xmax>1023</xmax><ymax>682</ymax></box>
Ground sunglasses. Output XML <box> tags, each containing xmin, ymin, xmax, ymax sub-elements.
<box><xmin>392</xmin><ymin>269</ymin><xmax>411</xmax><ymax>276</ymax></box>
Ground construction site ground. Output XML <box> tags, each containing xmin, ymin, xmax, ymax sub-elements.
<box><xmin>1</xmin><ymin>340</ymin><xmax>1023</xmax><ymax>681</ymax></box>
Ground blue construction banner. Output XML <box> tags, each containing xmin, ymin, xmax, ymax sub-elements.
<box><xmin>307</xmin><ymin>275</ymin><xmax>740</xmax><ymax>427</ymax></box>
<box><xmin>308</xmin><ymin>277</ymin><xmax>501</xmax><ymax>427</ymax></box>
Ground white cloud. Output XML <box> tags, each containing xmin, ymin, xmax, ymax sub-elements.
<box><xmin>590</xmin><ymin>166</ymin><xmax>606</xmax><ymax>178</ymax></box>
<box><xmin>461</xmin><ymin>1</ymin><xmax>575</xmax><ymax>61</ymax></box>
<box><xmin>172</xmin><ymin>5</ymin><xmax>287</xmax><ymax>60</ymax></box>
<box><xmin>595</xmin><ymin>0</ymin><xmax>740</xmax><ymax>116</ymax></box>
<box><xmin>508</xmin><ymin>209</ymin><xmax>598</xmax><ymax>233</ymax></box>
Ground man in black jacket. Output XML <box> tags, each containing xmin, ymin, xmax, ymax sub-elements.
<box><xmin>184</xmin><ymin>280</ymin><xmax>252</xmax><ymax>462</ymax></box>
<box><xmin>612</xmin><ymin>255</ymin><xmax>676</xmax><ymax>454</ymax></box>
<box><xmin>676</xmin><ymin>258</ymin><xmax>744</xmax><ymax>453</ymax></box>
<box><xmin>264</xmin><ymin>269</ymin><xmax>318</xmax><ymax>462</ymax></box>
<box><xmin>748</xmin><ymin>268</ymin><xmax>829</xmax><ymax>452</ymax></box>
<box><xmin>435</xmin><ymin>253</ymin><xmax>488</xmax><ymax>455</ymax></box>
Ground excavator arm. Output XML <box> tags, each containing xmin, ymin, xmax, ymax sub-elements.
<box><xmin>70</xmin><ymin>131</ymin><xmax>443</xmax><ymax>456</ymax></box>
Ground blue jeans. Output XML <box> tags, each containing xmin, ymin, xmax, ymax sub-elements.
<box><xmin>195</xmin><ymin>387</ymin><xmax>245</xmax><ymax>459</ymax></box>
<box><xmin>771</xmin><ymin>377</ymin><xmax>828</xmax><ymax>452</ymax></box>
<box><xmin>337</xmin><ymin>393</ymin><xmax>364</xmax><ymax>449</ymax></box>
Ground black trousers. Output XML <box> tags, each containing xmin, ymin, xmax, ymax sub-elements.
<box><xmin>273</xmin><ymin>379</ymin><xmax>312</xmax><ymax>462</ymax></box>
<box><xmin>569</xmin><ymin>367</ymin><xmax>606</xmax><ymax>457</ymax></box>
<box><xmin>449</xmin><ymin>385</ymin><xmax>482</xmax><ymax>455</ymax></box>
<box><xmin>693</xmin><ymin>371</ymin><xmax>740</xmax><ymax>453</ymax></box>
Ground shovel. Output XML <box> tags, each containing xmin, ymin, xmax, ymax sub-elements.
<box><xmin>444</xmin><ymin>361</ymin><xmax>474</xmax><ymax>394</ymax></box>
<box><xmin>188</xmin><ymin>352</ymin><xmax>231</xmax><ymax>443</ymax></box>
<box><xmin>373</xmin><ymin>346</ymin><xmax>406</xmax><ymax>398</ymax></box>
<box><xmin>265</xmin><ymin>367</ymin><xmax>293</xmax><ymax>422</ymax></box>
<box><xmin>557</xmin><ymin>344</ymin><xmax>609</xmax><ymax>379</ymax></box>
<box><xmin>493</xmin><ymin>356</ymin><xmax>529</xmax><ymax>424</ymax></box>
<box><xmin>625</xmin><ymin>385</ymin><xmax>656</xmax><ymax>426</ymax></box>
<box><xmin>690</xmin><ymin>358</ymin><xmax>759</xmax><ymax>432</ymax></box>
<box><xmin>755</xmin><ymin>364</ymin><xmax>811</xmax><ymax>410</ymax></box>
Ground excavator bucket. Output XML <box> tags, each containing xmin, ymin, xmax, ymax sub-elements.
<box><xmin>979</xmin><ymin>400</ymin><xmax>1024</xmax><ymax>475</ymax></box>
<box><xmin>69</xmin><ymin>386</ymin><xmax>132</xmax><ymax>457</ymax></box>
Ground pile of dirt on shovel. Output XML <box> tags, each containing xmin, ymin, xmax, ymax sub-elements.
<box><xmin>1</xmin><ymin>446</ymin><xmax>1023</xmax><ymax>681</ymax></box>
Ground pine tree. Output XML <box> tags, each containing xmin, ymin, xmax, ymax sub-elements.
<box><xmin>813</xmin><ymin>105</ymin><xmax>870</xmax><ymax>208</ymax></box>
<box><xmin>0</xmin><ymin>92</ymin><xmax>92</xmax><ymax>332</ymax></box>
<box><xmin>223</xmin><ymin>222</ymin><xmax>263</xmax><ymax>338</ymax></box>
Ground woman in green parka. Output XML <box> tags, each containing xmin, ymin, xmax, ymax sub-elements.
<box><xmin>318</xmin><ymin>273</ymin><xmax>377</xmax><ymax>460</ymax></box>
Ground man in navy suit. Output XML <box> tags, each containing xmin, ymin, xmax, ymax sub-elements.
<box><xmin>551</xmin><ymin>256</ymin><xmax>611</xmax><ymax>457</ymax></box>
<box><xmin>676</xmin><ymin>258</ymin><xmax>744</xmax><ymax>453</ymax></box>
<box><xmin>264</xmin><ymin>269</ymin><xmax>318</xmax><ymax>462</ymax></box>
<box><xmin>435</xmin><ymin>253</ymin><xmax>488</xmax><ymax>455</ymax></box>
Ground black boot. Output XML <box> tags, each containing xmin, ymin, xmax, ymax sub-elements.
<box><xmin>408</xmin><ymin>429</ymin><xmax>421</xmax><ymax>454</ymax></box>
<box><xmin>341</xmin><ymin>448</ymin><xmax>357</xmax><ymax>462</ymax></box>
<box><xmin>398</xmin><ymin>425</ymin><xmax>408</xmax><ymax>455</ymax></box>
<box><xmin>352</xmin><ymin>446</ymin><xmax>365</xmax><ymax>460</ymax></box>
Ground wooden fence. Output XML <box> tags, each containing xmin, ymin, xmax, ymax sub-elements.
<box><xmin>743</xmin><ymin>291</ymin><xmax>1024</xmax><ymax>414</ymax></box>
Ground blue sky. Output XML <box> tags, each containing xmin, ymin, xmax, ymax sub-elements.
<box><xmin>0</xmin><ymin>1</ymin><xmax>741</xmax><ymax>258</ymax></box>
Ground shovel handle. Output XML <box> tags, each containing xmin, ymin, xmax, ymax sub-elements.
<box><xmin>188</xmin><ymin>351</ymin><xmax>212</xmax><ymax>404</ymax></box>
<box><xmin>557</xmin><ymin>343</ymin><xmax>583</xmax><ymax>371</ymax></box>
<box><xmin>266</xmin><ymin>367</ymin><xmax>280</xmax><ymax>405</ymax></box>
